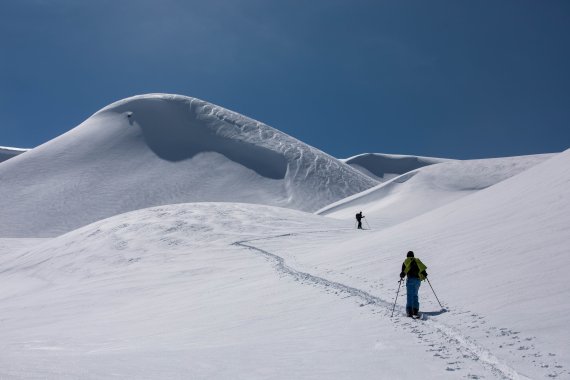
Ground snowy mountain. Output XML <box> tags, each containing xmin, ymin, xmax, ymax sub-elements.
<box><xmin>341</xmin><ymin>152</ymin><xmax>449</xmax><ymax>182</ymax></box>
<box><xmin>0</xmin><ymin>204</ymin><xmax>423</xmax><ymax>379</ymax></box>
<box><xmin>319</xmin><ymin>154</ymin><xmax>554</xmax><ymax>229</ymax></box>
<box><xmin>0</xmin><ymin>93</ymin><xmax>568</xmax><ymax>379</ymax></box>
<box><xmin>272</xmin><ymin>148</ymin><xmax>570</xmax><ymax>379</ymax></box>
<box><xmin>0</xmin><ymin>146</ymin><xmax>28</xmax><ymax>163</ymax></box>
<box><xmin>0</xmin><ymin>94</ymin><xmax>376</xmax><ymax>237</ymax></box>
<box><xmin>1</xmin><ymin>149</ymin><xmax>568</xmax><ymax>378</ymax></box>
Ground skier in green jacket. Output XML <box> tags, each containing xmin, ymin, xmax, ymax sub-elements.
<box><xmin>400</xmin><ymin>251</ymin><xmax>428</xmax><ymax>318</ymax></box>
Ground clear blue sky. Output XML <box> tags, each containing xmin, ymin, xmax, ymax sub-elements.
<box><xmin>1</xmin><ymin>0</ymin><xmax>569</xmax><ymax>159</ymax></box>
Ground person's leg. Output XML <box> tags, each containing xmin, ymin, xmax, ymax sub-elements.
<box><xmin>410</xmin><ymin>278</ymin><xmax>421</xmax><ymax>315</ymax></box>
<box><xmin>358</xmin><ymin>221</ymin><xmax>362</xmax><ymax>229</ymax></box>
<box><xmin>405</xmin><ymin>280</ymin><xmax>413</xmax><ymax>316</ymax></box>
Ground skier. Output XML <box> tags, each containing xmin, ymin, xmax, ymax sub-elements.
<box><xmin>399</xmin><ymin>251</ymin><xmax>428</xmax><ymax>318</ymax></box>
<box><xmin>355</xmin><ymin>211</ymin><xmax>365</xmax><ymax>229</ymax></box>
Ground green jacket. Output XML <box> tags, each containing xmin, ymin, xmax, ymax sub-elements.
<box><xmin>401</xmin><ymin>257</ymin><xmax>428</xmax><ymax>281</ymax></box>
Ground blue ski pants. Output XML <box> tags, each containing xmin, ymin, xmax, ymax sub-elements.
<box><xmin>406</xmin><ymin>277</ymin><xmax>421</xmax><ymax>311</ymax></box>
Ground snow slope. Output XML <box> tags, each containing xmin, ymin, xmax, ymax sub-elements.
<box><xmin>2</xmin><ymin>145</ymin><xmax>569</xmax><ymax>380</ymax></box>
<box><xmin>256</xmin><ymin>149</ymin><xmax>570</xmax><ymax>379</ymax></box>
<box><xmin>0</xmin><ymin>204</ymin><xmax>460</xmax><ymax>379</ymax></box>
<box><xmin>341</xmin><ymin>152</ymin><xmax>449</xmax><ymax>182</ymax></box>
<box><xmin>0</xmin><ymin>149</ymin><xmax>568</xmax><ymax>378</ymax></box>
<box><xmin>0</xmin><ymin>146</ymin><xmax>28</xmax><ymax>163</ymax></box>
<box><xmin>0</xmin><ymin>94</ymin><xmax>376</xmax><ymax>237</ymax></box>
<box><xmin>1</xmin><ymin>93</ymin><xmax>568</xmax><ymax>379</ymax></box>
<box><xmin>319</xmin><ymin>154</ymin><xmax>553</xmax><ymax>230</ymax></box>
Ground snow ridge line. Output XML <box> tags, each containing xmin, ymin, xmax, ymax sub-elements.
<box><xmin>232</xmin><ymin>231</ymin><xmax>525</xmax><ymax>380</ymax></box>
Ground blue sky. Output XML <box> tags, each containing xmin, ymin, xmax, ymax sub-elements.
<box><xmin>1</xmin><ymin>0</ymin><xmax>568</xmax><ymax>159</ymax></box>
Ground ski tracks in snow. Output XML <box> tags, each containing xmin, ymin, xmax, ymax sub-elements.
<box><xmin>232</xmin><ymin>231</ymin><xmax>566</xmax><ymax>380</ymax></box>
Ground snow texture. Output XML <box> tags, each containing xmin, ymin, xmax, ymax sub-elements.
<box><xmin>341</xmin><ymin>152</ymin><xmax>449</xmax><ymax>182</ymax></box>
<box><xmin>0</xmin><ymin>94</ymin><xmax>376</xmax><ymax>237</ymax></box>
<box><xmin>0</xmin><ymin>93</ymin><xmax>568</xmax><ymax>379</ymax></box>
<box><xmin>0</xmin><ymin>146</ymin><xmax>28</xmax><ymax>163</ymax></box>
<box><xmin>319</xmin><ymin>154</ymin><xmax>553</xmax><ymax>230</ymax></box>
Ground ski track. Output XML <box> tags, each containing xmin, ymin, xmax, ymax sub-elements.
<box><xmin>232</xmin><ymin>230</ymin><xmax>566</xmax><ymax>380</ymax></box>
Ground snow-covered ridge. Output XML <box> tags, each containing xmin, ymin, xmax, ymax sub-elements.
<box><xmin>304</xmin><ymin>149</ymin><xmax>570</xmax><ymax>377</ymax></box>
<box><xmin>0</xmin><ymin>146</ymin><xmax>28</xmax><ymax>163</ymax></box>
<box><xmin>341</xmin><ymin>152</ymin><xmax>449</xmax><ymax>182</ymax></box>
<box><xmin>0</xmin><ymin>93</ymin><xmax>377</xmax><ymax>237</ymax></box>
<box><xmin>97</xmin><ymin>94</ymin><xmax>291</xmax><ymax>179</ymax></box>
<box><xmin>318</xmin><ymin>153</ymin><xmax>554</xmax><ymax>229</ymax></box>
<box><xmin>2</xmin><ymin>145</ymin><xmax>568</xmax><ymax>378</ymax></box>
<box><xmin>0</xmin><ymin>91</ymin><xmax>568</xmax><ymax>378</ymax></box>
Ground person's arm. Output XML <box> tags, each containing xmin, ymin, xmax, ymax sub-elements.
<box><xmin>400</xmin><ymin>262</ymin><xmax>406</xmax><ymax>278</ymax></box>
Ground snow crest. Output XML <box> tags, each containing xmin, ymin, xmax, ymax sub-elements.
<box><xmin>342</xmin><ymin>152</ymin><xmax>449</xmax><ymax>182</ymax></box>
<box><xmin>0</xmin><ymin>146</ymin><xmax>28</xmax><ymax>163</ymax></box>
<box><xmin>319</xmin><ymin>153</ymin><xmax>553</xmax><ymax>229</ymax></box>
<box><xmin>0</xmin><ymin>94</ymin><xmax>376</xmax><ymax>237</ymax></box>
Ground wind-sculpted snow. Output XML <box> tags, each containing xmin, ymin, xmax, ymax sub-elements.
<box><xmin>234</xmin><ymin>234</ymin><xmax>530</xmax><ymax>380</ymax></box>
<box><xmin>0</xmin><ymin>204</ymin><xmax>334</xmax><ymax>279</ymax></box>
<box><xmin>99</xmin><ymin>96</ymin><xmax>288</xmax><ymax>179</ymax></box>
<box><xmin>295</xmin><ymin>150</ymin><xmax>570</xmax><ymax>378</ymax></box>
<box><xmin>2</xmin><ymin>204</ymin><xmax>438</xmax><ymax>379</ymax></box>
<box><xmin>0</xmin><ymin>94</ymin><xmax>376</xmax><ymax>237</ymax></box>
<box><xmin>0</xmin><ymin>95</ymin><xmax>567</xmax><ymax>378</ymax></box>
<box><xmin>342</xmin><ymin>152</ymin><xmax>449</xmax><ymax>182</ymax></box>
<box><xmin>99</xmin><ymin>95</ymin><xmax>377</xmax><ymax>202</ymax></box>
<box><xmin>2</xmin><ymin>202</ymin><xmax>563</xmax><ymax>378</ymax></box>
<box><xmin>319</xmin><ymin>153</ymin><xmax>554</xmax><ymax>229</ymax></box>
<box><xmin>0</xmin><ymin>146</ymin><xmax>28</xmax><ymax>163</ymax></box>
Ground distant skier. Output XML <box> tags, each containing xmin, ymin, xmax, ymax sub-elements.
<box><xmin>399</xmin><ymin>251</ymin><xmax>428</xmax><ymax>318</ymax></box>
<box><xmin>355</xmin><ymin>211</ymin><xmax>365</xmax><ymax>229</ymax></box>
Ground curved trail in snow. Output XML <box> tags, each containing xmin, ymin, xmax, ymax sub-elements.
<box><xmin>232</xmin><ymin>230</ymin><xmax>529</xmax><ymax>380</ymax></box>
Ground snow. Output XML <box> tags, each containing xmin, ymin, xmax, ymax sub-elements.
<box><xmin>0</xmin><ymin>204</ymin><xmax>456</xmax><ymax>379</ymax></box>
<box><xmin>0</xmin><ymin>146</ymin><xmax>28</xmax><ymax>163</ymax></box>
<box><xmin>341</xmin><ymin>152</ymin><xmax>449</xmax><ymax>182</ymax></box>
<box><xmin>319</xmin><ymin>154</ymin><xmax>553</xmax><ymax>230</ymax></box>
<box><xmin>0</xmin><ymin>94</ymin><xmax>376</xmax><ymax>237</ymax></box>
<box><xmin>0</xmin><ymin>93</ymin><xmax>569</xmax><ymax>379</ymax></box>
<box><xmin>260</xmin><ymin>149</ymin><xmax>570</xmax><ymax>378</ymax></box>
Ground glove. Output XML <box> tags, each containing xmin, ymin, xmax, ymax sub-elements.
<box><xmin>399</xmin><ymin>272</ymin><xmax>405</xmax><ymax>279</ymax></box>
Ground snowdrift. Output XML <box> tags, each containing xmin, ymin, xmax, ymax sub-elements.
<box><xmin>319</xmin><ymin>154</ymin><xmax>553</xmax><ymax>229</ymax></box>
<box><xmin>0</xmin><ymin>146</ymin><xmax>28</xmax><ymax>163</ymax></box>
<box><xmin>267</xmin><ymin>149</ymin><xmax>570</xmax><ymax>377</ymax></box>
<box><xmin>1</xmin><ymin>148</ymin><xmax>568</xmax><ymax>378</ymax></box>
<box><xmin>341</xmin><ymin>152</ymin><xmax>448</xmax><ymax>182</ymax></box>
<box><xmin>2</xmin><ymin>144</ymin><xmax>569</xmax><ymax>378</ymax></box>
<box><xmin>0</xmin><ymin>94</ymin><xmax>376</xmax><ymax>237</ymax></box>
<box><xmin>0</xmin><ymin>204</ymin><xmax>440</xmax><ymax>379</ymax></box>
<box><xmin>1</xmin><ymin>93</ymin><xmax>568</xmax><ymax>378</ymax></box>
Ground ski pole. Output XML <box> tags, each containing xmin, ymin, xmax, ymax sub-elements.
<box><xmin>390</xmin><ymin>279</ymin><xmax>403</xmax><ymax>317</ymax></box>
<box><xmin>426</xmin><ymin>278</ymin><xmax>444</xmax><ymax>309</ymax></box>
<box><xmin>364</xmin><ymin>218</ymin><xmax>371</xmax><ymax>230</ymax></box>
